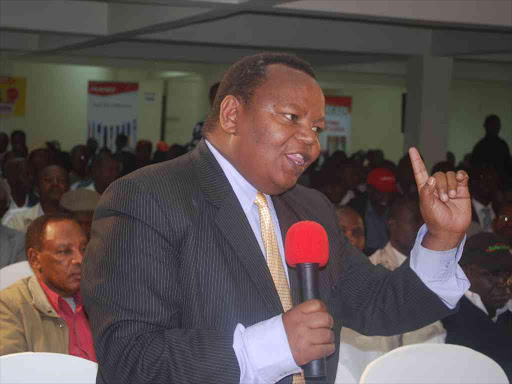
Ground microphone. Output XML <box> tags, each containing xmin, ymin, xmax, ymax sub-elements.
<box><xmin>285</xmin><ymin>221</ymin><xmax>329</xmax><ymax>379</ymax></box>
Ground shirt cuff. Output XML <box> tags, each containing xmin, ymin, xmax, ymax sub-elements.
<box><xmin>409</xmin><ymin>224</ymin><xmax>470</xmax><ymax>309</ymax></box>
<box><xmin>233</xmin><ymin>314</ymin><xmax>301</xmax><ymax>384</ymax></box>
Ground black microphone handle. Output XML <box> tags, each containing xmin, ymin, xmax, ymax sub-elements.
<box><xmin>296</xmin><ymin>262</ymin><xmax>326</xmax><ymax>379</ymax></box>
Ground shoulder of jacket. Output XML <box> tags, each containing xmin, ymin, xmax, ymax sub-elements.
<box><xmin>0</xmin><ymin>277</ymin><xmax>33</xmax><ymax>308</ymax></box>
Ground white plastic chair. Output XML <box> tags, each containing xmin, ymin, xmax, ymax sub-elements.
<box><xmin>360</xmin><ymin>344</ymin><xmax>509</xmax><ymax>384</ymax></box>
<box><xmin>0</xmin><ymin>261</ymin><xmax>33</xmax><ymax>290</ymax></box>
<box><xmin>0</xmin><ymin>352</ymin><xmax>98</xmax><ymax>384</ymax></box>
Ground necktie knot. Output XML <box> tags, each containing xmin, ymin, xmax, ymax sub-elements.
<box><xmin>254</xmin><ymin>192</ymin><xmax>268</xmax><ymax>209</ymax></box>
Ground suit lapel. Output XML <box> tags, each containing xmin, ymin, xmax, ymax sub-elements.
<box><xmin>192</xmin><ymin>140</ymin><xmax>284</xmax><ymax>316</ymax></box>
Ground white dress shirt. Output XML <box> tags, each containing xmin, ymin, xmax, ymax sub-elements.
<box><xmin>205</xmin><ymin>140</ymin><xmax>469</xmax><ymax>384</ymax></box>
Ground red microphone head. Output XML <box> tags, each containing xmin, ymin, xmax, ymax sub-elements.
<box><xmin>285</xmin><ymin>221</ymin><xmax>329</xmax><ymax>267</ymax></box>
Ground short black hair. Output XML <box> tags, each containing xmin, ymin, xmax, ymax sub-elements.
<box><xmin>11</xmin><ymin>130</ymin><xmax>26</xmax><ymax>141</ymax></box>
<box><xmin>25</xmin><ymin>213</ymin><xmax>75</xmax><ymax>253</ymax></box>
<box><xmin>203</xmin><ymin>52</ymin><xmax>316</xmax><ymax>136</ymax></box>
<box><xmin>484</xmin><ymin>114</ymin><xmax>500</xmax><ymax>127</ymax></box>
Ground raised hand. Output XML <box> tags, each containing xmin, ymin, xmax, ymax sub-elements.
<box><xmin>409</xmin><ymin>148</ymin><xmax>471</xmax><ymax>251</ymax></box>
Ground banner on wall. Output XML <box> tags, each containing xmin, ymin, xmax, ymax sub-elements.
<box><xmin>320</xmin><ymin>96</ymin><xmax>352</xmax><ymax>156</ymax></box>
<box><xmin>0</xmin><ymin>77</ymin><xmax>27</xmax><ymax>117</ymax></box>
<box><xmin>87</xmin><ymin>81</ymin><xmax>139</xmax><ymax>151</ymax></box>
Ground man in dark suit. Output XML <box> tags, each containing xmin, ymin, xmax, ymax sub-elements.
<box><xmin>82</xmin><ymin>53</ymin><xmax>471</xmax><ymax>384</ymax></box>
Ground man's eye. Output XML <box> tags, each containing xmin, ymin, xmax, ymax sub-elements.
<box><xmin>284</xmin><ymin>113</ymin><xmax>298</xmax><ymax>122</ymax></box>
<box><xmin>312</xmin><ymin>126</ymin><xmax>324</xmax><ymax>134</ymax></box>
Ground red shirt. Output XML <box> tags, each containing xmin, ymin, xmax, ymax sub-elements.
<box><xmin>39</xmin><ymin>280</ymin><xmax>97</xmax><ymax>362</ymax></box>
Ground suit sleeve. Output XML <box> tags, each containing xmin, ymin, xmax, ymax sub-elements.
<box><xmin>317</xmin><ymin>194</ymin><xmax>458</xmax><ymax>337</ymax></box>
<box><xmin>82</xmin><ymin>177</ymin><xmax>240</xmax><ymax>384</ymax></box>
<box><xmin>0</xmin><ymin>293</ymin><xmax>28</xmax><ymax>355</ymax></box>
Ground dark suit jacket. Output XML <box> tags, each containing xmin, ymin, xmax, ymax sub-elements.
<box><xmin>82</xmin><ymin>140</ymin><xmax>455</xmax><ymax>384</ymax></box>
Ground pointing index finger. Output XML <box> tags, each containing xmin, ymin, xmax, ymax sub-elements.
<box><xmin>408</xmin><ymin>147</ymin><xmax>429</xmax><ymax>190</ymax></box>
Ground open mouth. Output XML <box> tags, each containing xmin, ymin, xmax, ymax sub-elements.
<box><xmin>286</xmin><ymin>153</ymin><xmax>307</xmax><ymax>167</ymax></box>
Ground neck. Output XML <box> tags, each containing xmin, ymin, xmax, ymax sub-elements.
<box><xmin>10</xmin><ymin>188</ymin><xmax>27</xmax><ymax>208</ymax></box>
<box><xmin>484</xmin><ymin>303</ymin><xmax>498</xmax><ymax>319</ymax></box>
<box><xmin>40</xmin><ymin>198</ymin><xmax>60</xmax><ymax>214</ymax></box>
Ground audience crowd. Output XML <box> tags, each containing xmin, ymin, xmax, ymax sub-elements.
<box><xmin>0</xmin><ymin>111</ymin><xmax>510</xmax><ymax>380</ymax></box>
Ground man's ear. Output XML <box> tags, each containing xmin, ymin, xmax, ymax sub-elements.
<box><xmin>27</xmin><ymin>248</ymin><xmax>41</xmax><ymax>272</ymax></box>
<box><xmin>219</xmin><ymin>95</ymin><xmax>241</xmax><ymax>135</ymax></box>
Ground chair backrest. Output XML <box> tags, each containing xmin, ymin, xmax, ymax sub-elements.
<box><xmin>0</xmin><ymin>261</ymin><xmax>33</xmax><ymax>290</ymax></box>
<box><xmin>360</xmin><ymin>344</ymin><xmax>509</xmax><ymax>384</ymax></box>
<box><xmin>0</xmin><ymin>352</ymin><xmax>98</xmax><ymax>384</ymax></box>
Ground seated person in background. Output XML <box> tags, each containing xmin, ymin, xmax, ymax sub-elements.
<box><xmin>442</xmin><ymin>232</ymin><xmax>511</xmax><ymax>382</ymax></box>
<box><xmin>0</xmin><ymin>214</ymin><xmax>96</xmax><ymax>361</ymax></box>
<box><xmin>113</xmin><ymin>134</ymin><xmax>136</xmax><ymax>177</ymax></box>
<box><xmin>152</xmin><ymin>141</ymin><xmax>169</xmax><ymax>164</ymax></box>
<box><xmin>336</xmin><ymin>205</ymin><xmax>365</xmax><ymax>252</ymax></box>
<box><xmin>10</xmin><ymin>130</ymin><xmax>28</xmax><ymax>158</ymax></box>
<box><xmin>135</xmin><ymin>140</ymin><xmax>153</xmax><ymax>170</ymax></box>
<box><xmin>60</xmin><ymin>189</ymin><xmax>101</xmax><ymax>241</ymax></box>
<box><xmin>493</xmin><ymin>201</ymin><xmax>512</xmax><ymax>244</ymax></box>
<box><xmin>349</xmin><ymin>167</ymin><xmax>397</xmax><ymax>255</ymax></box>
<box><xmin>76</xmin><ymin>152</ymin><xmax>120</xmax><ymax>195</ymax></box>
<box><xmin>335</xmin><ymin>196</ymin><xmax>446</xmax><ymax>384</ymax></box>
<box><xmin>6</xmin><ymin>165</ymin><xmax>69</xmax><ymax>232</ymax></box>
<box><xmin>1</xmin><ymin>158</ymin><xmax>38</xmax><ymax>225</ymax></box>
<box><xmin>69</xmin><ymin>145</ymin><xmax>91</xmax><ymax>188</ymax></box>
<box><xmin>0</xmin><ymin>182</ymin><xmax>25</xmax><ymax>269</ymax></box>
<box><xmin>467</xmin><ymin>165</ymin><xmax>500</xmax><ymax>237</ymax></box>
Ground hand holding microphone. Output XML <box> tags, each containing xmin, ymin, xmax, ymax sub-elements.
<box><xmin>283</xmin><ymin>221</ymin><xmax>333</xmax><ymax>379</ymax></box>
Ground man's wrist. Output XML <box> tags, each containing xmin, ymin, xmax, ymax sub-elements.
<box><xmin>421</xmin><ymin>230</ymin><xmax>464</xmax><ymax>251</ymax></box>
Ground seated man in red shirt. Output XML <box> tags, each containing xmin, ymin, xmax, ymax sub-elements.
<box><xmin>0</xmin><ymin>213</ymin><xmax>96</xmax><ymax>361</ymax></box>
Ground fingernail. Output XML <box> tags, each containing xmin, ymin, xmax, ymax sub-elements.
<box><xmin>441</xmin><ymin>193</ymin><xmax>448</xmax><ymax>201</ymax></box>
<box><xmin>449</xmin><ymin>190</ymin><xmax>456</xmax><ymax>198</ymax></box>
<box><xmin>428</xmin><ymin>177</ymin><xmax>435</xmax><ymax>185</ymax></box>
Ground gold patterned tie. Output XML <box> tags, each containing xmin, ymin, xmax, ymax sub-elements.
<box><xmin>254</xmin><ymin>192</ymin><xmax>306</xmax><ymax>384</ymax></box>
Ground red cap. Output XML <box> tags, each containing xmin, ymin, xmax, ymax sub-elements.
<box><xmin>367</xmin><ymin>168</ymin><xmax>397</xmax><ymax>193</ymax></box>
<box><xmin>157</xmin><ymin>141</ymin><xmax>168</xmax><ymax>152</ymax></box>
<box><xmin>285</xmin><ymin>221</ymin><xmax>329</xmax><ymax>267</ymax></box>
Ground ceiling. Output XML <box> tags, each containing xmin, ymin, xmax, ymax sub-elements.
<box><xmin>0</xmin><ymin>0</ymin><xmax>511</xmax><ymax>68</ymax></box>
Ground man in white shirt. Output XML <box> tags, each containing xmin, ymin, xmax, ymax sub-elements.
<box><xmin>336</xmin><ymin>197</ymin><xmax>446</xmax><ymax>383</ymax></box>
<box><xmin>6</xmin><ymin>165</ymin><xmax>69</xmax><ymax>232</ymax></box>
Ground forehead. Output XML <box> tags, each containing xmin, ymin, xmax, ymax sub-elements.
<box><xmin>40</xmin><ymin>166</ymin><xmax>66</xmax><ymax>178</ymax></box>
<box><xmin>254</xmin><ymin>65</ymin><xmax>324</xmax><ymax>105</ymax></box>
<box><xmin>339</xmin><ymin>211</ymin><xmax>363</xmax><ymax>227</ymax></box>
<box><xmin>43</xmin><ymin>220</ymin><xmax>85</xmax><ymax>243</ymax></box>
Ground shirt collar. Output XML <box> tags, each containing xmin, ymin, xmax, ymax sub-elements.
<box><xmin>471</xmin><ymin>198</ymin><xmax>492</xmax><ymax>212</ymax></box>
<box><xmin>464</xmin><ymin>290</ymin><xmax>512</xmax><ymax>322</ymax></box>
<box><xmin>205</xmin><ymin>139</ymin><xmax>259</xmax><ymax>215</ymax></box>
<box><xmin>38</xmin><ymin>278</ymin><xmax>82</xmax><ymax>312</ymax></box>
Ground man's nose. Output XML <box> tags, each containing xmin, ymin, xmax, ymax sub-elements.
<box><xmin>72</xmin><ymin>251</ymin><xmax>84</xmax><ymax>265</ymax></box>
<box><xmin>296</xmin><ymin>123</ymin><xmax>317</xmax><ymax>146</ymax></box>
